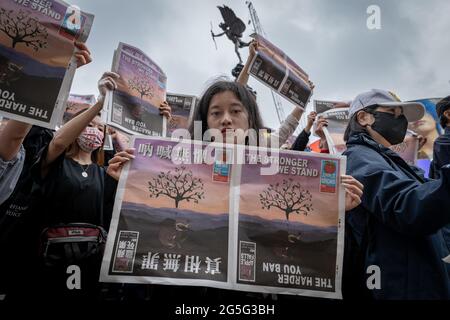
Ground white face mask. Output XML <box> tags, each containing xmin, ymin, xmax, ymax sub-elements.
<box><xmin>76</xmin><ymin>127</ymin><xmax>104</xmax><ymax>153</ymax></box>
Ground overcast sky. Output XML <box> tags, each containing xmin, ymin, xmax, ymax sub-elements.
<box><xmin>71</xmin><ymin>0</ymin><xmax>450</xmax><ymax>130</ymax></box>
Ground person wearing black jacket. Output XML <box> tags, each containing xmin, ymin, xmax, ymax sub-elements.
<box><xmin>343</xmin><ymin>89</ymin><xmax>450</xmax><ymax>299</ymax></box>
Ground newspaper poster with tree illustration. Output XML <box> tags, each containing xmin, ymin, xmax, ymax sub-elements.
<box><xmin>166</xmin><ymin>93</ymin><xmax>196</xmax><ymax>137</ymax></box>
<box><xmin>101</xmin><ymin>136</ymin><xmax>346</xmax><ymax>299</ymax></box>
<box><xmin>101</xmin><ymin>137</ymin><xmax>233</xmax><ymax>289</ymax></box>
<box><xmin>61</xmin><ymin>93</ymin><xmax>95</xmax><ymax>123</ymax></box>
<box><xmin>0</xmin><ymin>0</ymin><xmax>94</xmax><ymax>128</ymax></box>
<box><xmin>247</xmin><ymin>34</ymin><xmax>313</xmax><ymax>109</ymax></box>
<box><xmin>105</xmin><ymin>42</ymin><xmax>167</xmax><ymax>136</ymax></box>
<box><xmin>320</xmin><ymin>107</ymin><xmax>419</xmax><ymax>164</ymax></box>
<box><xmin>234</xmin><ymin>147</ymin><xmax>345</xmax><ymax>299</ymax></box>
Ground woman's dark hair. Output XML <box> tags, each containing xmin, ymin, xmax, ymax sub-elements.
<box><xmin>65</xmin><ymin>108</ymin><xmax>105</xmax><ymax>166</ymax></box>
<box><xmin>188</xmin><ymin>80</ymin><xmax>264</xmax><ymax>139</ymax></box>
<box><xmin>343</xmin><ymin>105</ymin><xmax>377</xmax><ymax>142</ymax></box>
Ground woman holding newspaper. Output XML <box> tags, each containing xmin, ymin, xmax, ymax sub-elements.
<box><xmin>25</xmin><ymin>71</ymin><xmax>119</xmax><ymax>300</ymax></box>
<box><xmin>107</xmin><ymin>79</ymin><xmax>363</xmax><ymax>303</ymax></box>
<box><xmin>108</xmin><ymin>80</ymin><xmax>363</xmax><ymax>212</ymax></box>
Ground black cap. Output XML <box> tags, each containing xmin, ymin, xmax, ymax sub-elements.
<box><xmin>436</xmin><ymin>96</ymin><xmax>450</xmax><ymax>117</ymax></box>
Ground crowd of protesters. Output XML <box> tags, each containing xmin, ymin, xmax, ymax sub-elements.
<box><xmin>0</xmin><ymin>38</ymin><xmax>449</xmax><ymax>302</ymax></box>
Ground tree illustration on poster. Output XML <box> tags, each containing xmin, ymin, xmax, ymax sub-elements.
<box><xmin>260</xmin><ymin>178</ymin><xmax>313</xmax><ymax>222</ymax></box>
<box><xmin>128</xmin><ymin>76</ymin><xmax>154</xmax><ymax>99</ymax></box>
<box><xmin>148</xmin><ymin>166</ymin><xmax>205</xmax><ymax>209</ymax></box>
<box><xmin>0</xmin><ymin>9</ymin><xmax>48</xmax><ymax>50</ymax></box>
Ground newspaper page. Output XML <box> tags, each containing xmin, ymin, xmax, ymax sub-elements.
<box><xmin>100</xmin><ymin>137</ymin><xmax>233</xmax><ymax>289</ymax></box>
<box><xmin>248</xmin><ymin>34</ymin><xmax>312</xmax><ymax>110</ymax></box>
<box><xmin>0</xmin><ymin>0</ymin><xmax>94</xmax><ymax>128</ymax></box>
<box><xmin>101</xmin><ymin>137</ymin><xmax>346</xmax><ymax>299</ymax></box>
<box><xmin>321</xmin><ymin>108</ymin><xmax>350</xmax><ymax>155</ymax></box>
<box><xmin>313</xmin><ymin>100</ymin><xmax>350</xmax><ymax>115</ymax></box>
<box><xmin>166</xmin><ymin>93</ymin><xmax>196</xmax><ymax>137</ymax></box>
<box><xmin>234</xmin><ymin>148</ymin><xmax>345</xmax><ymax>299</ymax></box>
<box><xmin>314</xmin><ymin>100</ymin><xmax>336</xmax><ymax>115</ymax></box>
<box><xmin>308</xmin><ymin>100</ymin><xmax>348</xmax><ymax>151</ymax></box>
<box><xmin>106</xmin><ymin>42</ymin><xmax>167</xmax><ymax>136</ymax></box>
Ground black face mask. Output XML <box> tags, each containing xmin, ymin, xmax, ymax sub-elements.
<box><xmin>370</xmin><ymin>111</ymin><xmax>408</xmax><ymax>145</ymax></box>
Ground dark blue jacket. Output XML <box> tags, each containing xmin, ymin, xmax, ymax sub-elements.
<box><xmin>343</xmin><ymin>133</ymin><xmax>450</xmax><ymax>300</ymax></box>
<box><xmin>430</xmin><ymin>127</ymin><xmax>450</xmax><ymax>180</ymax></box>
